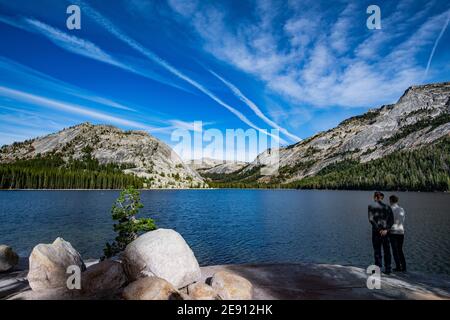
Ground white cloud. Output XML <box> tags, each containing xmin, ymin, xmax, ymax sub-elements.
<box><xmin>167</xmin><ymin>0</ymin><xmax>198</xmax><ymax>16</ymax></box>
<box><xmin>0</xmin><ymin>56</ymin><xmax>136</xmax><ymax>112</ymax></box>
<box><xmin>0</xmin><ymin>86</ymin><xmax>156</xmax><ymax>130</ymax></box>
<box><xmin>0</xmin><ymin>105</ymin><xmax>68</xmax><ymax>130</ymax></box>
<box><xmin>24</xmin><ymin>18</ymin><xmax>123</xmax><ymax>68</ymax></box>
<box><xmin>424</xmin><ymin>10</ymin><xmax>450</xmax><ymax>78</ymax></box>
<box><xmin>168</xmin><ymin>119</ymin><xmax>214</xmax><ymax>132</ymax></box>
<box><xmin>78</xmin><ymin>0</ymin><xmax>286</xmax><ymax>143</ymax></box>
<box><xmin>329</xmin><ymin>3</ymin><xmax>356</xmax><ymax>55</ymax></box>
<box><xmin>167</xmin><ymin>0</ymin><xmax>449</xmax><ymax>109</ymax></box>
<box><xmin>209</xmin><ymin>69</ymin><xmax>301</xmax><ymax>142</ymax></box>
<box><xmin>0</xmin><ymin>15</ymin><xmax>188</xmax><ymax>92</ymax></box>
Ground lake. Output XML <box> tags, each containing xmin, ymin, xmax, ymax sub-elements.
<box><xmin>0</xmin><ymin>190</ymin><xmax>449</xmax><ymax>275</ymax></box>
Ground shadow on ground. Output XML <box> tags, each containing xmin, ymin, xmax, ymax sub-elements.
<box><xmin>200</xmin><ymin>263</ymin><xmax>450</xmax><ymax>300</ymax></box>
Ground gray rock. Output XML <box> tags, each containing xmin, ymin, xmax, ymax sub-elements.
<box><xmin>200</xmin><ymin>263</ymin><xmax>450</xmax><ymax>300</ymax></box>
<box><xmin>0</xmin><ymin>245</ymin><xmax>19</xmax><ymax>272</ymax></box>
<box><xmin>81</xmin><ymin>260</ymin><xmax>127</xmax><ymax>298</ymax></box>
<box><xmin>187</xmin><ymin>158</ymin><xmax>247</xmax><ymax>175</ymax></box>
<box><xmin>210</xmin><ymin>271</ymin><xmax>253</xmax><ymax>300</ymax></box>
<box><xmin>5</xmin><ymin>263</ymin><xmax>450</xmax><ymax>300</ymax></box>
<box><xmin>122</xmin><ymin>229</ymin><xmax>201</xmax><ymax>288</ymax></box>
<box><xmin>27</xmin><ymin>238</ymin><xmax>85</xmax><ymax>291</ymax></box>
<box><xmin>122</xmin><ymin>276</ymin><xmax>183</xmax><ymax>300</ymax></box>
<box><xmin>8</xmin><ymin>287</ymin><xmax>82</xmax><ymax>300</ymax></box>
<box><xmin>188</xmin><ymin>282</ymin><xmax>221</xmax><ymax>300</ymax></box>
<box><xmin>237</xmin><ymin>82</ymin><xmax>450</xmax><ymax>184</ymax></box>
<box><xmin>0</xmin><ymin>122</ymin><xmax>206</xmax><ymax>189</ymax></box>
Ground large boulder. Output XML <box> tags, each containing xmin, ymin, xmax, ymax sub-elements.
<box><xmin>81</xmin><ymin>260</ymin><xmax>127</xmax><ymax>298</ymax></box>
<box><xmin>188</xmin><ymin>282</ymin><xmax>221</xmax><ymax>300</ymax></box>
<box><xmin>27</xmin><ymin>238</ymin><xmax>85</xmax><ymax>291</ymax></box>
<box><xmin>210</xmin><ymin>271</ymin><xmax>253</xmax><ymax>300</ymax></box>
<box><xmin>122</xmin><ymin>276</ymin><xmax>183</xmax><ymax>300</ymax></box>
<box><xmin>0</xmin><ymin>245</ymin><xmax>19</xmax><ymax>272</ymax></box>
<box><xmin>122</xmin><ymin>229</ymin><xmax>201</xmax><ymax>288</ymax></box>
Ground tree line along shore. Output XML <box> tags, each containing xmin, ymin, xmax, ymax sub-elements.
<box><xmin>1</xmin><ymin>137</ymin><xmax>449</xmax><ymax>192</ymax></box>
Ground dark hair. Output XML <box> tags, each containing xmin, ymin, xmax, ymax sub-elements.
<box><xmin>374</xmin><ymin>191</ymin><xmax>384</xmax><ymax>199</ymax></box>
<box><xmin>389</xmin><ymin>195</ymin><xmax>399</xmax><ymax>203</ymax></box>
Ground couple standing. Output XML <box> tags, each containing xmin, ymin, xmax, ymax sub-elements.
<box><xmin>368</xmin><ymin>191</ymin><xmax>407</xmax><ymax>274</ymax></box>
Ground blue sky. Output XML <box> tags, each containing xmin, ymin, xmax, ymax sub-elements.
<box><xmin>0</xmin><ymin>0</ymin><xmax>449</xmax><ymax>160</ymax></box>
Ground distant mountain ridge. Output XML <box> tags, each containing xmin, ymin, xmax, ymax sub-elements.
<box><xmin>1</xmin><ymin>82</ymin><xmax>449</xmax><ymax>191</ymax></box>
<box><xmin>0</xmin><ymin>123</ymin><xmax>206</xmax><ymax>189</ymax></box>
<box><xmin>205</xmin><ymin>82</ymin><xmax>450</xmax><ymax>190</ymax></box>
<box><xmin>186</xmin><ymin>158</ymin><xmax>247</xmax><ymax>175</ymax></box>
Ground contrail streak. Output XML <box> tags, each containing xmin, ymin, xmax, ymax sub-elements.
<box><xmin>424</xmin><ymin>11</ymin><xmax>450</xmax><ymax>79</ymax></box>
<box><xmin>76</xmin><ymin>0</ymin><xmax>285</xmax><ymax>143</ymax></box>
<box><xmin>0</xmin><ymin>86</ymin><xmax>156</xmax><ymax>131</ymax></box>
<box><xmin>209</xmin><ymin>69</ymin><xmax>302</xmax><ymax>142</ymax></box>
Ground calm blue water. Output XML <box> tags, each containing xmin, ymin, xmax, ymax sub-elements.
<box><xmin>0</xmin><ymin>190</ymin><xmax>449</xmax><ymax>275</ymax></box>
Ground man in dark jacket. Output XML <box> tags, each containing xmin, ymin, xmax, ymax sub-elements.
<box><xmin>368</xmin><ymin>191</ymin><xmax>394</xmax><ymax>274</ymax></box>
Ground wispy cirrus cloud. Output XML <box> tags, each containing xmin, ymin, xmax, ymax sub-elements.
<box><xmin>0</xmin><ymin>107</ymin><xmax>70</xmax><ymax>146</ymax></box>
<box><xmin>168</xmin><ymin>119</ymin><xmax>214</xmax><ymax>133</ymax></box>
<box><xmin>0</xmin><ymin>86</ymin><xmax>156</xmax><ymax>130</ymax></box>
<box><xmin>0</xmin><ymin>56</ymin><xmax>136</xmax><ymax>112</ymax></box>
<box><xmin>24</xmin><ymin>18</ymin><xmax>125</xmax><ymax>68</ymax></box>
<box><xmin>76</xmin><ymin>0</ymin><xmax>285</xmax><ymax>143</ymax></box>
<box><xmin>0</xmin><ymin>105</ymin><xmax>69</xmax><ymax>130</ymax></box>
<box><xmin>0</xmin><ymin>84</ymin><xmax>199</xmax><ymax>137</ymax></box>
<box><xmin>0</xmin><ymin>56</ymin><xmax>204</xmax><ymax>138</ymax></box>
<box><xmin>209</xmin><ymin>69</ymin><xmax>301</xmax><ymax>142</ymax></box>
<box><xmin>0</xmin><ymin>14</ymin><xmax>189</xmax><ymax>93</ymax></box>
<box><xmin>424</xmin><ymin>10</ymin><xmax>450</xmax><ymax>78</ymax></box>
<box><xmin>167</xmin><ymin>0</ymin><xmax>450</xmax><ymax>108</ymax></box>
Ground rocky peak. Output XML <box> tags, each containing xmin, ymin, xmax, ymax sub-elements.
<box><xmin>241</xmin><ymin>82</ymin><xmax>450</xmax><ymax>182</ymax></box>
<box><xmin>187</xmin><ymin>158</ymin><xmax>248</xmax><ymax>175</ymax></box>
<box><xmin>0</xmin><ymin>123</ymin><xmax>207</xmax><ymax>189</ymax></box>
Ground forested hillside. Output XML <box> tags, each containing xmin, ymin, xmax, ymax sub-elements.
<box><xmin>285</xmin><ymin>137</ymin><xmax>450</xmax><ymax>191</ymax></box>
<box><xmin>0</xmin><ymin>122</ymin><xmax>205</xmax><ymax>189</ymax></box>
<box><xmin>0</xmin><ymin>150</ymin><xmax>144</xmax><ymax>189</ymax></box>
<box><xmin>205</xmin><ymin>82</ymin><xmax>450</xmax><ymax>191</ymax></box>
<box><xmin>207</xmin><ymin>137</ymin><xmax>450</xmax><ymax>191</ymax></box>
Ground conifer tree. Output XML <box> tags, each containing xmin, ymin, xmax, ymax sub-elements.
<box><xmin>103</xmin><ymin>186</ymin><xmax>156</xmax><ymax>259</ymax></box>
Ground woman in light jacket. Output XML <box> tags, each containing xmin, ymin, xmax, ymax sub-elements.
<box><xmin>389</xmin><ymin>195</ymin><xmax>407</xmax><ymax>272</ymax></box>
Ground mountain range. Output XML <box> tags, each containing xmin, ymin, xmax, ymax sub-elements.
<box><xmin>0</xmin><ymin>82</ymin><xmax>449</xmax><ymax>191</ymax></box>
<box><xmin>204</xmin><ymin>82</ymin><xmax>450</xmax><ymax>191</ymax></box>
<box><xmin>0</xmin><ymin>123</ymin><xmax>205</xmax><ymax>189</ymax></box>
<box><xmin>186</xmin><ymin>158</ymin><xmax>248</xmax><ymax>175</ymax></box>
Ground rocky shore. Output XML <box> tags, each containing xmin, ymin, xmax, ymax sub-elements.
<box><xmin>1</xmin><ymin>230</ymin><xmax>449</xmax><ymax>300</ymax></box>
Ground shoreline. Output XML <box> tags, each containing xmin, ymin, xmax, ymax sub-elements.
<box><xmin>2</xmin><ymin>259</ymin><xmax>449</xmax><ymax>300</ymax></box>
<box><xmin>0</xmin><ymin>188</ymin><xmax>216</xmax><ymax>191</ymax></box>
<box><xmin>0</xmin><ymin>188</ymin><xmax>448</xmax><ymax>193</ymax></box>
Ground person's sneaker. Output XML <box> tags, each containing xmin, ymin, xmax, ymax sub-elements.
<box><xmin>384</xmin><ymin>269</ymin><xmax>392</xmax><ymax>275</ymax></box>
<box><xmin>393</xmin><ymin>268</ymin><xmax>402</xmax><ymax>272</ymax></box>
